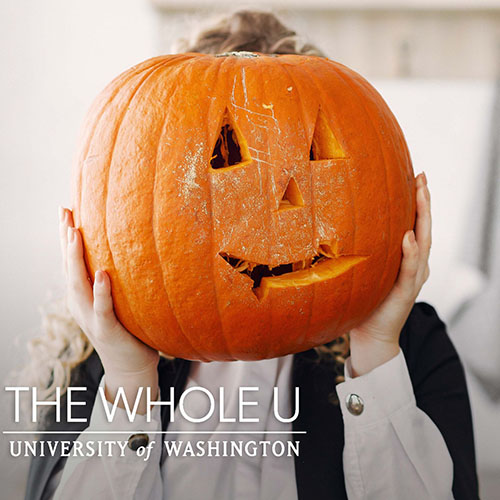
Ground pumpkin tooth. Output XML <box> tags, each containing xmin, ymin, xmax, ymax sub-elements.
<box><xmin>311</xmin><ymin>256</ymin><xmax>325</xmax><ymax>268</ymax></box>
<box><xmin>319</xmin><ymin>242</ymin><xmax>336</xmax><ymax>258</ymax></box>
<box><xmin>235</xmin><ymin>261</ymin><xmax>249</xmax><ymax>272</ymax></box>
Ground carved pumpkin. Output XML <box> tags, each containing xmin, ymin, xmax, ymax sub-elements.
<box><xmin>71</xmin><ymin>52</ymin><xmax>415</xmax><ymax>361</ymax></box>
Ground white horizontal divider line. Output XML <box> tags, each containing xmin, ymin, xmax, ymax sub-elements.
<box><xmin>3</xmin><ymin>430</ymin><xmax>307</xmax><ymax>435</ymax></box>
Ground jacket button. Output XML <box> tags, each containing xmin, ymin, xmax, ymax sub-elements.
<box><xmin>127</xmin><ymin>433</ymin><xmax>149</xmax><ymax>451</ymax></box>
<box><xmin>346</xmin><ymin>393</ymin><xmax>364</xmax><ymax>415</ymax></box>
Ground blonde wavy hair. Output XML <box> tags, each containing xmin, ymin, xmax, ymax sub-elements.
<box><xmin>21</xmin><ymin>10</ymin><xmax>349</xmax><ymax>416</ymax></box>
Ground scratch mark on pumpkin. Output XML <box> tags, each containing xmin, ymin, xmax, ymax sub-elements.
<box><xmin>253</xmin><ymin>157</ymin><xmax>273</xmax><ymax>167</ymax></box>
<box><xmin>230</xmin><ymin>76</ymin><xmax>279</xmax><ymax>127</ymax></box>
<box><xmin>242</xmin><ymin>67</ymin><xmax>248</xmax><ymax>106</ymax></box>
<box><xmin>248</xmin><ymin>146</ymin><xmax>269</xmax><ymax>156</ymax></box>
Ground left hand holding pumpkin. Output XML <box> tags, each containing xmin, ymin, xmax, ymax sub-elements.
<box><xmin>59</xmin><ymin>207</ymin><xmax>160</xmax><ymax>412</ymax></box>
<box><xmin>348</xmin><ymin>172</ymin><xmax>431</xmax><ymax>377</ymax></box>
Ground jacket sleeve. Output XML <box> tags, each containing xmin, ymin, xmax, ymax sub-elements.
<box><xmin>336</xmin><ymin>348</ymin><xmax>454</xmax><ymax>499</ymax></box>
<box><xmin>24</xmin><ymin>351</ymin><xmax>103</xmax><ymax>500</ymax></box>
<box><xmin>51</xmin><ymin>377</ymin><xmax>163</xmax><ymax>500</ymax></box>
<box><xmin>402</xmin><ymin>303</ymin><xmax>479</xmax><ymax>500</ymax></box>
<box><xmin>335</xmin><ymin>302</ymin><xmax>478</xmax><ymax>500</ymax></box>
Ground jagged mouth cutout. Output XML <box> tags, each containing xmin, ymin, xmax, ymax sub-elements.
<box><xmin>220</xmin><ymin>244</ymin><xmax>334</xmax><ymax>289</ymax></box>
<box><xmin>219</xmin><ymin>245</ymin><xmax>367</xmax><ymax>301</ymax></box>
<box><xmin>211</xmin><ymin>106</ymin><xmax>367</xmax><ymax>301</ymax></box>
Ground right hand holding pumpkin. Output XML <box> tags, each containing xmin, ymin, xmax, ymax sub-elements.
<box><xmin>59</xmin><ymin>207</ymin><xmax>159</xmax><ymax>412</ymax></box>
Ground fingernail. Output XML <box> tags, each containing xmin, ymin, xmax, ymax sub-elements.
<box><xmin>408</xmin><ymin>230</ymin><xmax>416</xmax><ymax>244</ymax></box>
<box><xmin>421</xmin><ymin>171</ymin><xmax>427</xmax><ymax>185</ymax></box>
<box><xmin>95</xmin><ymin>270</ymin><xmax>104</xmax><ymax>284</ymax></box>
<box><xmin>67</xmin><ymin>227</ymin><xmax>75</xmax><ymax>243</ymax></box>
<box><xmin>59</xmin><ymin>206</ymin><xmax>65</xmax><ymax>222</ymax></box>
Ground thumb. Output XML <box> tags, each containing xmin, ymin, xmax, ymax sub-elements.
<box><xmin>93</xmin><ymin>270</ymin><xmax>121</xmax><ymax>339</ymax></box>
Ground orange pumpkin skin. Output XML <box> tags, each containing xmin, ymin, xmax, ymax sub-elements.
<box><xmin>71</xmin><ymin>52</ymin><xmax>415</xmax><ymax>362</ymax></box>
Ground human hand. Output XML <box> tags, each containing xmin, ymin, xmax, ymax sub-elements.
<box><xmin>59</xmin><ymin>207</ymin><xmax>159</xmax><ymax>411</ymax></box>
<box><xmin>348</xmin><ymin>172</ymin><xmax>431</xmax><ymax>377</ymax></box>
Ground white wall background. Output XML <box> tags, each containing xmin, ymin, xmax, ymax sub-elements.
<box><xmin>0</xmin><ymin>1</ymin><xmax>498</xmax><ymax>498</ymax></box>
<box><xmin>0</xmin><ymin>1</ymin><xmax>156</xmax><ymax>498</ymax></box>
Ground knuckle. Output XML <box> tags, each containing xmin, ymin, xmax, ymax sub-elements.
<box><xmin>408</xmin><ymin>266</ymin><xmax>419</xmax><ymax>279</ymax></box>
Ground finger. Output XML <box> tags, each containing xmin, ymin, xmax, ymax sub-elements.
<box><xmin>415</xmin><ymin>173</ymin><xmax>432</xmax><ymax>268</ymax></box>
<box><xmin>395</xmin><ymin>230</ymin><xmax>419</xmax><ymax>295</ymax></box>
<box><xmin>93</xmin><ymin>270</ymin><xmax>120</xmax><ymax>336</ymax></box>
<box><xmin>59</xmin><ymin>207</ymin><xmax>76</xmax><ymax>277</ymax></box>
<box><xmin>66</xmin><ymin>208</ymin><xmax>75</xmax><ymax>228</ymax></box>
<box><xmin>423</xmin><ymin>263</ymin><xmax>430</xmax><ymax>283</ymax></box>
<box><xmin>66</xmin><ymin>226</ymin><xmax>93</xmax><ymax>318</ymax></box>
<box><xmin>59</xmin><ymin>207</ymin><xmax>69</xmax><ymax>276</ymax></box>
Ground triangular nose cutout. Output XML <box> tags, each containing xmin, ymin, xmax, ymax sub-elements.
<box><xmin>279</xmin><ymin>177</ymin><xmax>304</xmax><ymax>211</ymax></box>
<box><xmin>309</xmin><ymin>108</ymin><xmax>346</xmax><ymax>160</ymax></box>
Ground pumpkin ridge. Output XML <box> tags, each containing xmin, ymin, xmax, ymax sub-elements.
<box><xmin>331</xmin><ymin>63</ymin><xmax>396</xmax><ymax>313</ymax></box>
<box><xmin>275</xmin><ymin>60</ymin><xmax>315</xmax><ymax>348</ymax></box>
<box><xmin>260</xmin><ymin>59</ymin><xmax>281</xmax><ymax>360</ymax></box>
<box><xmin>76</xmin><ymin>58</ymin><xmax>169</xmax><ymax>227</ymax></box>
<box><xmin>76</xmin><ymin>59</ymin><xmax>173</xmax><ymax>347</ymax></box>
<box><xmin>351</xmin><ymin>70</ymin><xmax>416</xmax><ymax>290</ymax></box>
<box><xmin>298</xmin><ymin>61</ymin><xmax>358</xmax><ymax>334</ymax></box>
<box><xmin>316</xmin><ymin>61</ymin><xmax>385</xmax><ymax>326</ymax></box>
<box><xmin>150</xmin><ymin>60</ymin><xmax>209</xmax><ymax>360</ymax></box>
<box><xmin>207</xmin><ymin>56</ymin><xmax>235</xmax><ymax>359</ymax></box>
<box><xmin>347</xmin><ymin>73</ymin><xmax>415</xmax><ymax>237</ymax></box>
<box><xmin>102</xmin><ymin>62</ymin><xmax>175</xmax><ymax>347</ymax></box>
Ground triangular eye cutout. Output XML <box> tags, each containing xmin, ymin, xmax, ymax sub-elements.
<box><xmin>279</xmin><ymin>177</ymin><xmax>304</xmax><ymax>211</ymax></box>
<box><xmin>210</xmin><ymin>109</ymin><xmax>251</xmax><ymax>170</ymax></box>
<box><xmin>309</xmin><ymin>108</ymin><xmax>346</xmax><ymax>160</ymax></box>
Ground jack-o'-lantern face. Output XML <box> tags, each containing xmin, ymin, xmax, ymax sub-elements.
<box><xmin>212</xmin><ymin>106</ymin><xmax>367</xmax><ymax>302</ymax></box>
<box><xmin>73</xmin><ymin>52</ymin><xmax>415</xmax><ymax>361</ymax></box>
